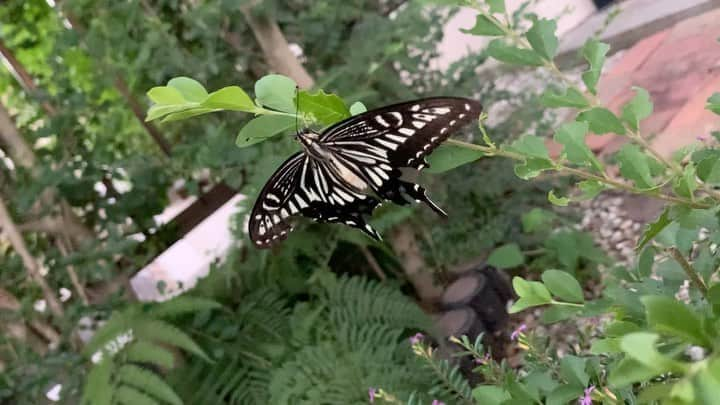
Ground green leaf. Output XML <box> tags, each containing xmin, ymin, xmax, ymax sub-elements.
<box><xmin>114</xmin><ymin>386</ymin><xmax>159</xmax><ymax>405</ymax></box>
<box><xmin>608</xmin><ymin>357</ymin><xmax>662</xmax><ymax>387</ymax></box>
<box><xmin>641</xmin><ymin>295</ymin><xmax>711</xmax><ymax>347</ymax></box>
<box><xmin>255</xmin><ymin>74</ymin><xmax>297</xmax><ymax>113</ymax></box>
<box><xmin>577</xmin><ymin>180</ymin><xmax>605</xmax><ymax>200</ymax></box>
<box><xmin>472</xmin><ymin>386</ymin><xmax>510</xmax><ymax>404</ymax></box>
<box><xmin>559</xmin><ymin>355</ymin><xmax>589</xmax><ymax>387</ymax></box>
<box><xmin>546</xmin><ymin>385</ymin><xmax>584</xmax><ymax>405</ymax></box>
<box><xmin>204</xmin><ymin>86</ymin><xmax>256</xmax><ymax>111</ymax></box>
<box><xmin>621</xmin><ymin>87</ymin><xmax>653</xmax><ymax>130</ymax></box>
<box><xmin>672</xmin><ymin>164</ymin><xmax>698</xmax><ymax>198</ymax></box>
<box><xmin>488</xmin><ymin>0</ymin><xmax>505</xmax><ymax>13</ymax></box>
<box><xmin>694</xmin><ymin>149</ymin><xmax>720</xmax><ymax>184</ymax></box>
<box><xmin>542</xmin><ymin>269</ymin><xmax>584</xmax><ymax>303</ymax></box>
<box><xmin>521</xmin><ymin>208</ymin><xmax>555</xmax><ymax>233</ymax></box>
<box><xmin>548</xmin><ymin>190</ymin><xmax>569</xmax><ymax>206</ymax></box>
<box><xmin>461</xmin><ymin>14</ymin><xmax>505</xmax><ymax>36</ymax></box>
<box><xmin>509</xmin><ymin>277</ymin><xmax>552</xmax><ymax>313</ymax></box>
<box><xmin>168</xmin><ymin>77</ymin><xmax>208</xmax><ymax>102</ymax></box>
<box><xmin>426</xmin><ymin>144</ymin><xmax>484</xmax><ymax>173</ymax></box>
<box><xmin>708</xmin><ymin>284</ymin><xmax>720</xmax><ymax>315</ymax></box>
<box><xmin>298</xmin><ymin>89</ymin><xmax>350</xmax><ymax>126</ymax></box>
<box><xmin>619</xmin><ymin>332</ymin><xmax>687</xmax><ymax>372</ymax></box>
<box><xmin>133</xmin><ymin>319</ymin><xmax>210</xmax><ymax>361</ymax></box>
<box><xmin>147</xmin><ymin>86</ymin><xmax>186</xmax><ymax>105</ymax></box>
<box><xmin>526</xmin><ymin>19</ymin><xmax>558</xmax><ymax>60</ymax></box>
<box><xmin>514</xmin><ymin>158</ymin><xmax>554</xmax><ymax>179</ymax></box>
<box><xmin>487</xmin><ymin>243</ymin><xmax>524</xmax><ymax>269</ymax></box>
<box><xmin>541</xmin><ymin>305</ymin><xmax>581</xmax><ymax>324</ymax></box>
<box><xmin>116</xmin><ymin>364</ymin><xmax>182</xmax><ymax>405</ymax></box>
<box><xmin>349</xmin><ymin>101</ymin><xmax>367</xmax><ymax>115</ymax></box>
<box><xmin>637</xmin><ymin>246</ymin><xmax>654</xmax><ymax>277</ymax></box>
<box><xmin>147</xmin><ymin>296</ymin><xmax>221</xmax><ymax>318</ymax></box>
<box><xmin>540</xmin><ymin>88</ymin><xmax>590</xmax><ymax>108</ymax></box>
<box><xmin>553</xmin><ymin>121</ymin><xmax>602</xmax><ymax>171</ymax></box>
<box><xmin>706</xmin><ymin>93</ymin><xmax>720</xmax><ymax>115</ymax></box>
<box><xmin>82</xmin><ymin>359</ymin><xmax>113</xmax><ymax>405</ymax></box>
<box><xmin>160</xmin><ymin>107</ymin><xmax>218</xmax><ymax>123</ymax></box>
<box><xmin>576</xmin><ymin>108</ymin><xmax>626</xmax><ymax>135</ymax></box>
<box><xmin>236</xmin><ymin>115</ymin><xmax>296</xmax><ymax>148</ymax></box>
<box><xmin>581</xmin><ymin>39</ymin><xmax>610</xmax><ymax>94</ymax></box>
<box><xmin>590</xmin><ymin>338</ymin><xmax>621</xmax><ymax>355</ymax></box>
<box><xmin>125</xmin><ymin>341</ymin><xmax>175</xmax><ymax>369</ymax></box>
<box><xmin>507</xmin><ymin>134</ymin><xmax>549</xmax><ymax>159</ymax></box>
<box><xmin>636</xmin><ymin>208</ymin><xmax>671</xmax><ymax>250</ymax></box>
<box><xmin>694</xmin><ymin>368</ymin><xmax>720</xmax><ymax>404</ymax></box>
<box><xmin>487</xmin><ymin>39</ymin><xmax>544</xmax><ymax>66</ymax></box>
<box><xmin>616</xmin><ymin>144</ymin><xmax>655</xmax><ymax>189</ymax></box>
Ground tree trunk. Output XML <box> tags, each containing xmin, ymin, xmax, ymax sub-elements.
<box><xmin>239</xmin><ymin>5</ymin><xmax>315</xmax><ymax>89</ymax></box>
<box><xmin>389</xmin><ymin>224</ymin><xmax>443</xmax><ymax>304</ymax></box>
<box><xmin>0</xmin><ymin>103</ymin><xmax>94</xmax><ymax>244</ymax></box>
<box><xmin>0</xmin><ymin>196</ymin><xmax>64</xmax><ymax>318</ymax></box>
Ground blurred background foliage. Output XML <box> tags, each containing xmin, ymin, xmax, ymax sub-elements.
<box><xmin>0</xmin><ymin>0</ymin><xmax>584</xmax><ymax>403</ymax></box>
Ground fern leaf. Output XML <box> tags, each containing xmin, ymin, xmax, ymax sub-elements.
<box><xmin>133</xmin><ymin>318</ymin><xmax>210</xmax><ymax>362</ymax></box>
<box><xmin>82</xmin><ymin>310</ymin><xmax>135</xmax><ymax>357</ymax></box>
<box><xmin>114</xmin><ymin>386</ymin><xmax>160</xmax><ymax>405</ymax></box>
<box><xmin>116</xmin><ymin>364</ymin><xmax>183</xmax><ymax>405</ymax></box>
<box><xmin>81</xmin><ymin>358</ymin><xmax>114</xmax><ymax>405</ymax></box>
<box><xmin>125</xmin><ymin>341</ymin><xmax>175</xmax><ymax>369</ymax></box>
<box><xmin>146</xmin><ymin>296</ymin><xmax>222</xmax><ymax>318</ymax></box>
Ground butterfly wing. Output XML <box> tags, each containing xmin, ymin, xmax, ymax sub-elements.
<box><xmin>248</xmin><ymin>152</ymin><xmax>382</xmax><ymax>248</ymax></box>
<box><xmin>320</xmin><ymin>97</ymin><xmax>482</xmax><ymax>214</ymax></box>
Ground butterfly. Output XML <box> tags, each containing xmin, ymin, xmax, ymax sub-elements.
<box><xmin>248</xmin><ymin>97</ymin><xmax>483</xmax><ymax>248</ymax></box>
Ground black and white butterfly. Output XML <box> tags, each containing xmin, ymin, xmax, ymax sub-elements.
<box><xmin>248</xmin><ymin>97</ymin><xmax>482</xmax><ymax>248</ymax></box>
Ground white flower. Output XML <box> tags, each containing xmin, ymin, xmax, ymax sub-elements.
<box><xmin>46</xmin><ymin>384</ymin><xmax>62</xmax><ymax>401</ymax></box>
<box><xmin>34</xmin><ymin>299</ymin><xmax>47</xmax><ymax>313</ymax></box>
<box><xmin>91</xmin><ymin>351</ymin><xmax>103</xmax><ymax>364</ymax></box>
<box><xmin>59</xmin><ymin>288</ymin><xmax>72</xmax><ymax>302</ymax></box>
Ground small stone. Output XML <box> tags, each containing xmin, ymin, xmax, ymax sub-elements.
<box><xmin>611</xmin><ymin>231</ymin><xmax>624</xmax><ymax>242</ymax></box>
<box><xmin>621</xmin><ymin>219</ymin><xmax>634</xmax><ymax>229</ymax></box>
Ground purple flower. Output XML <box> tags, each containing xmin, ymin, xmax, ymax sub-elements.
<box><xmin>432</xmin><ymin>400</ymin><xmax>445</xmax><ymax>405</ymax></box>
<box><xmin>368</xmin><ymin>388</ymin><xmax>376</xmax><ymax>403</ymax></box>
<box><xmin>474</xmin><ymin>352</ymin><xmax>491</xmax><ymax>365</ymax></box>
<box><xmin>510</xmin><ymin>324</ymin><xmax>527</xmax><ymax>341</ymax></box>
<box><xmin>697</xmin><ymin>135</ymin><xmax>709</xmax><ymax>142</ymax></box>
<box><xmin>579</xmin><ymin>385</ymin><xmax>595</xmax><ymax>405</ymax></box>
<box><xmin>409</xmin><ymin>332</ymin><xmax>424</xmax><ymax>345</ymax></box>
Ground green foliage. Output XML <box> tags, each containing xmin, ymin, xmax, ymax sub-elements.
<box><xmin>487</xmin><ymin>243</ymin><xmax>524</xmax><ymax>269</ymax></box>
<box><xmin>81</xmin><ymin>295</ymin><xmax>216</xmax><ymax>405</ymax></box>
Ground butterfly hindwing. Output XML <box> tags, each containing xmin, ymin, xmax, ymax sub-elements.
<box><xmin>249</xmin><ymin>153</ymin><xmax>382</xmax><ymax>248</ymax></box>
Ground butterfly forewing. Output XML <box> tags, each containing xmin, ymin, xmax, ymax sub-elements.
<box><xmin>248</xmin><ymin>97</ymin><xmax>482</xmax><ymax>248</ymax></box>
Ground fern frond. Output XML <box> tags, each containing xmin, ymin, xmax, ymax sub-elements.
<box><xmin>113</xmin><ymin>385</ymin><xmax>160</xmax><ymax>405</ymax></box>
<box><xmin>425</xmin><ymin>357</ymin><xmax>473</xmax><ymax>404</ymax></box>
<box><xmin>82</xmin><ymin>310</ymin><xmax>135</xmax><ymax>357</ymax></box>
<box><xmin>116</xmin><ymin>364</ymin><xmax>183</xmax><ymax>405</ymax></box>
<box><xmin>146</xmin><ymin>296</ymin><xmax>222</xmax><ymax>318</ymax></box>
<box><xmin>81</xmin><ymin>358</ymin><xmax>113</xmax><ymax>405</ymax></box>
<box><xmin>133</xmin><ymin>318</ymin><xmax>210</xmax><ymax>362</ymax></box>
<box><xmin>326</xmin><ymin>276</ymin><xmax>432</xmax><ymax>331</ymax></box>
<box><xmin>124</xmin><ymin>341</ymin><xmax>175</xmax><ymax>369</ymax></box>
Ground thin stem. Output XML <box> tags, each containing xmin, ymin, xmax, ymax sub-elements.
<box><xmin>550</xmin><ymin>300</ymin><xmax>584</xmax><ymax>308</ymax></box>
<box><xmin>471</xmin><ymin>6</ymin><xmax>720</xmax><ymax>203</ymax></box>
<box><xmin>668</xmin><ymin>246</ymin><xmax>709</xmax><ymax>299</ymax></box>
<box><xmin>446</xmin><ymin>139</ymin><xmax>710</xmax><ymax>208</ymax></box>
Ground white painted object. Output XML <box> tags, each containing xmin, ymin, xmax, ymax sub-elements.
<box><xmin>435</xmin><ymin>0</ymin><xmax>597</xmax><ymax>70</ymax></box>
<box><xmin>130</xmin><ymin>194</ymin><xmax>245</xmax><ymax>302</ymax></box>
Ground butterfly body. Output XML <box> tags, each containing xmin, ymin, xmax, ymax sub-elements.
<box><xmin>249</xmin><ymin>97</ymin><xmax>482</xmax><ymax>248</ymax></box>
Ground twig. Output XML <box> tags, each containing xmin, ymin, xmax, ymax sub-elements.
<box><xmin>360</xmin><ymin>246</ymin><xmax>387</xmax><ymax>281</ymax></box>
<box><xmin>668</xmin><ymin>246</ymin><xmax>708</xmax><ymax>299</ymax></box>
<box><xmin>0</xmin><ymin>196</ymin><xmax>64</xmax><ymax>317</ymax></box>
